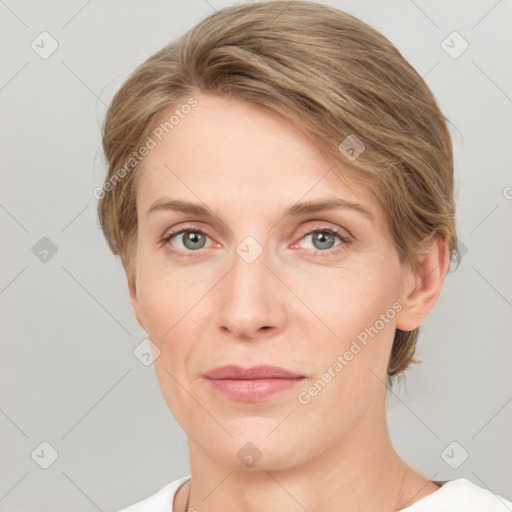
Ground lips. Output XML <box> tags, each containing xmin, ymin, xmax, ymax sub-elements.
<box><xmin>203</xmin><ymin>364</ymin><xmax>304</xmax><ymax>380</ymax></box>
<box><xmin>203</xmin><ymin>364</ymin><xmax>306</xmax><ymax>402</ymax></box>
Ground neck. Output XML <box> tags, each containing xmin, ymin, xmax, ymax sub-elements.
<box><xmin>177</xmin><ymin>390</ymin><xmax>435</xmax><ymax>512</ymax></box>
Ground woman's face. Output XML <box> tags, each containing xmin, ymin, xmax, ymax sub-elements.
<box><xmin>130</xmin><ymin>93</ymin><xmax>411</xmax><ymax>470</ymax></box>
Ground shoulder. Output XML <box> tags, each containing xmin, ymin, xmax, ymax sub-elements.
<box><xmin>116</xmin><ymin>476</ymin><xmax>191</xmax><ymax>512</ymax></box>
<box><xmin>401</xmin><ymin>477</ymin><xmax>512</xmax><ymax>511</ymax></box>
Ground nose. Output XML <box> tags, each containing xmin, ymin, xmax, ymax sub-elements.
<box><xmin>215</xmin><ymin>243</ymin><xmax>286</xmax><ymax>340</ymax></box>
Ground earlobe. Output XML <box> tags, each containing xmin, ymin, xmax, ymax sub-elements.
<box><xmin>395</xmin><ymin>235</ymin><xmax>450</xmax><ymax>332</ymax></box>
<box><xmin>129</xmin><ymin>285</ymin><xmax>145</xmax><ymax>331</ymax></box>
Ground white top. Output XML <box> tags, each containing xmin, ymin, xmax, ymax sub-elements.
<box><xmin>117</xmin><ymin>475</ymin><xmax>512</xmax><ymax>512</ymax></box>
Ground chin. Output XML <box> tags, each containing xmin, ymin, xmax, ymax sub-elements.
<box><xmin>196</xmin><ymin>426</ymin><xmax>312</xmax><ymax>472</ymax></box>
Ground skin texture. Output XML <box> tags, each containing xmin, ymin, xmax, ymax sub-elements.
<box><xmin>129</xmin><ymin>93</ymin><xmax>450</xmax><ymax>512</ymax></box>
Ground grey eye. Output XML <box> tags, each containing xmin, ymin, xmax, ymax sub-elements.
<box><xmin>308</xmin><ymin>231</ymin><xmax>338</xmax><ymax>250</ymax></box>
<box><xmin>179</xmin><ymin>231</ymin><xmax>208</xmax><ymax>250</ymax></box>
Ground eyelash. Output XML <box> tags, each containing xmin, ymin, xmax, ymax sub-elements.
<box><xmin>160</xmin><ymin>225</ymin><xmax>351</xmax><ymax>259</ymax></box>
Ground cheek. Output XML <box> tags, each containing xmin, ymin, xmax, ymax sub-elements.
<box><xmin>289</xmin><ymin>257</ymin><xmax>400</xmax><ymax>401</ymax></box>
<box><xmin>135</xmin><ymin>258</ymin><xmax>206</xmax><ymax>340</ymax></box>
<box><xmin>135</xmin><ymin>266</ymin><xmax>200</xmax><ymax>427</ymax></box>
<box><xmin>291</xmin><ymin>259</ymin><xmax>399</xmax><ymax>342</ymax></box>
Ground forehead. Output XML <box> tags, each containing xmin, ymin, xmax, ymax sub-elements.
<box><xmin>136</xmin><ymin>93</ymin><xmax>382</xmax><ymax>224</ymax></box>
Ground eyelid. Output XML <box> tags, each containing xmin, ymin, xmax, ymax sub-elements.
<box><xmin>294</xmin><ymin>221</ymin><xmax>351</xmax><ymax>240</ymax></box>
<box><xmin>290</xmin><ymin>226</ymin><xmax>350</xmax><ymax>253</ymax></box>
<box><xmin>161</xmin><ymin>221</ymin><xmax>352</xmax><ymax>256</ymax></box>
<box><xmin>160</xmin><ymin>223</ymin><xmax>217</xmax><ymax>247</ymax></box>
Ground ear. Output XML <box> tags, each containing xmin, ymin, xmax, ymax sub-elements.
<box><xmin>129</xmin><ymin>284</ymin><xmax>146</xmax><ymax>332</ymax></box>
<box><xmin>395</xmin><ymin>235</ymin><xmax>450</xmax><ymax>332</ymax></box>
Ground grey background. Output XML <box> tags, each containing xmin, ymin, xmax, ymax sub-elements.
<box><xmin>1</xmin><ymin>0</ymin><xmax>511</xmax><ymax>511</ymax></box>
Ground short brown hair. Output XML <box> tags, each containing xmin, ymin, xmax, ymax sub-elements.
<box><xmin>97</xmin><ymin>0</ymin><xmax>460</xmax><ymax>386</ymax></box>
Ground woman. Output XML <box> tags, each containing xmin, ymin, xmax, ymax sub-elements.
<box><xmin>97</xmin><ymin>2</ymin><xmax>512</xmax><ymax>511</ymax></box>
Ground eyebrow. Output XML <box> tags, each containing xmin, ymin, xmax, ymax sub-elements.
<box><xmin>146</xmin><ymin>197</ymin><xmax>374</xmax><ymax>222</ymax></box>
<box><xmin>283</xmin><ymin>198</ymin><xmax>373</xmax><ymax>221</ymax></box>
